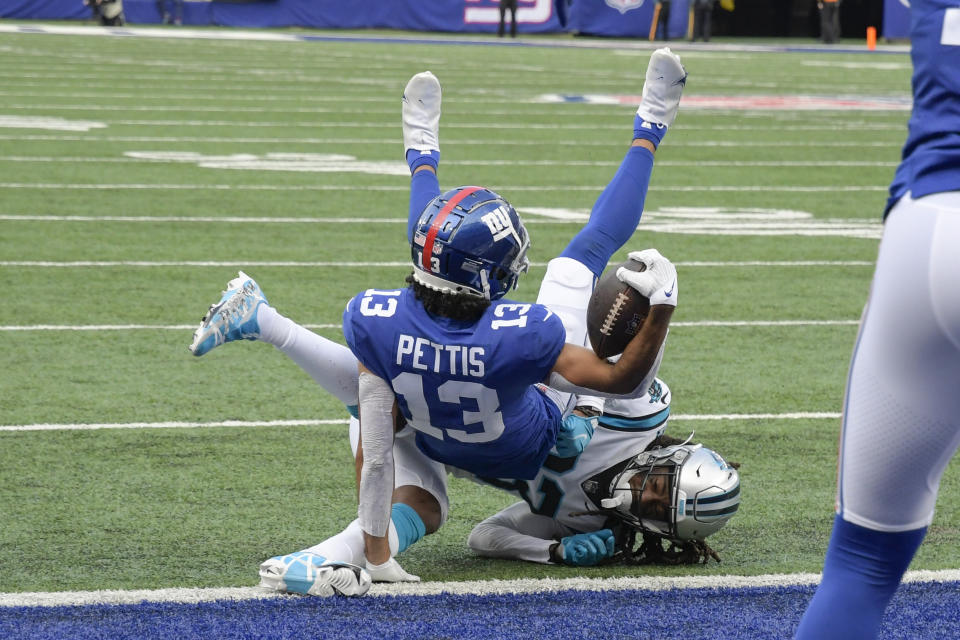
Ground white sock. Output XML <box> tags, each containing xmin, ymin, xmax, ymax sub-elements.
<box><xmin>257</xmin><ymin>305</ymin><xmax>359</xmax><ymax>407</ymax></box>
<box><xmin>302</xmin><ymin>519</ymin><xmax>400</xmax><ymax>565</ymax></box>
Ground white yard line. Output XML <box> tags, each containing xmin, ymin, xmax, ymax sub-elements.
<box><xmin>0</xmin><ymin>156</ymin><xmax>900</xmax><ymax>168</ymax></box>
<box><xmin>0</xmin><ymin>412</ymin><xmax>842</xmax><ymax>432</ymax></box>
<box><xmin>0</xmin><ymin>121</ymin><xmax>908</xmax><ymax>132</ymax></box>
<box><xmin>0</xmin><ymin>320</ymin><xmax>859</xmax><ymax>333</ymax></box>
<box><xmin>0</xmin><ymin>103</ymin><xmax>912</xmax><ymax>122</ymax></box>
<box><xmin>0</xmin><ymin>135</ymin><xmax>901</xmax><ymax>148</ymax></box>
<box><xmin>0</xmin><ymin>569</ymin><xmax>956</xmax><ymax>607</ymax></box>
<box><xmin>0</xmin><ymin>257</ymin><xmax>874</xmax><ymax>267</ymax></box>
<box><xmin>0</xmin><ymin>182</ymin><xmax>888</xmax><ymax>192</ymax></box>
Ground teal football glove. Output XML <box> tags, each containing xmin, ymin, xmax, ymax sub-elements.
<box><xmin>554</xmin><ymin>413</ymin><xmax>596</xmax><ymax>458</ymax></box>
<box><xmin>558</xmin><ymin>529</ymin><xmax>615</xmax><ymax>566</ymax></box>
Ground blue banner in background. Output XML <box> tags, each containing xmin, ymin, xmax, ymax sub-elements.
<box><xmin>570</xmin><ymin>0</ymin><xmax>690</xmax><ymax>39</ymax></box>
<box><xmin>2</xmin><ymin>0</ymin><xmax>89</xmax><ymax>20</ymax></box>
<box><xmin>2</xmin><ymin>0</ymin><xmax>566</xmax><ymax>33</ymax></box>
<box><xmin>883</xmin><ymin>0</ymin><xmax>910</xmax><ymax>39</ymax></box>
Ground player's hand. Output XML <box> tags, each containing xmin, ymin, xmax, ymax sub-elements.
<box><xmin>616</xmin><ymin>248</ymin><xmax>678</xmax><ymax>307</ymax></box>
<box><xmin>559</xmin><ymin>529</ymin><xmax>615</xmax><ymax>566</ymax></box>
<box><xmin>365</xmin><ymin>557</ymin><xmax>421</xmax><ymax>583</ymax></box>
<box><xmin>554</xmin><ymin>413</ymin><xmax>596</xmax><ymax>457</ymax></box>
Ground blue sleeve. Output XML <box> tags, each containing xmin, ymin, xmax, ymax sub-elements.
<box><xmin>491</xmin><ymin>304</ymin><xmax>566</xmax><ymax>383</ymax></box>
<box><xmin>342</xmin><ymin>294</ymin><xmax>389</xmax><ymax>380</ymax></box>
<box><xmin>535</xmin><ymin>308</ymin><xmax>568</xmax><ymax>372</ymax></box>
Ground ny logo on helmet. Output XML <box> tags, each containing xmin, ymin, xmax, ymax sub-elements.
<box><xmin>482</xmin><ymin>206</ymin><xmax>521</xmax><ymax>243</ymax></box>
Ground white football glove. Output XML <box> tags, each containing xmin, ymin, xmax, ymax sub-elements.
<box><xmin>365</xmin><ymin>557</ymin><xmax>421</xmax><ymax>583</ymax></box>
<box><xmin>616</xmin><ymin>248</ymin><xmax>678</xmax><ymax>307</ymax></box>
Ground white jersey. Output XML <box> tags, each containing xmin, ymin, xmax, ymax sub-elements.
<box><xmin>349</xmin><ymin>379</ymin><xmax>673</xmax><ymax>565</ymax></box>
<box><xmin>474</xmin><ymin>378</ymin><xmax>672</xmax><ymax>533</ymax></box>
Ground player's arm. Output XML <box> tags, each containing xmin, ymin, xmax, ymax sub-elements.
<box><xmin>549</xmin><ymin>249</ymin><xmax>676</xmax><ymax>397</ymax></box>
<box><xmin>552</xmin><ymin>304</ymin><xmax>672</xmax><ymax>396</ymax></box>
<box><xmin>355</xmin><ymin>363</ymin><xmax>397</xmax><ymax>566</ymax></box>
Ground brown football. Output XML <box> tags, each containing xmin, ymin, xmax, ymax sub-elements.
<box><xmin>587</xmin><ymin>260</ymin><xmax>650</xmax><ymax>359</ymax></box>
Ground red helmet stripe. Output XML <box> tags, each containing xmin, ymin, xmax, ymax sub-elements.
<box><xmin>421</xmin><ymin>186</ymin><xmax>482</xmax><ymax>273</ymax></box>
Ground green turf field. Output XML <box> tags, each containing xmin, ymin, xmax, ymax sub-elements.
<box><xmin>2</xmin><ymin>26</ymin><xmax>956</xmax><ymax>593</ymax></box>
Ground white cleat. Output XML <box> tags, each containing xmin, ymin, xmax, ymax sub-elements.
<box><xmin>259</xmin><ymin>552</ymin><xmax>372</xmax><ymax>597</ymax></box>
<box><xmin>636</xmin><ymin>47</ymin><xmax>687</xmax><ymax>129</ymax></box>
<box><xmin>402</xmin><ymin>71</ymin><xmax>441</xmax><ymax>156</ymax></box>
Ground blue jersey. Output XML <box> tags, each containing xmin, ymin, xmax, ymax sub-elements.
<box><xmin>343</xmin><ymin>287</ymin><xmax>567</xmax><ymax>479</ymax></box>
<box><xmin>887</xmin><ymin>0</ymin><xmax>960</xmax><ymax>213</ymax></box>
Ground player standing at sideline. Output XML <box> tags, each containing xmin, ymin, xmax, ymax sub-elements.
<box><xmin>191</xmin><ymin>49</ymin><xmax>688</xmax><ymax>585</ymax></box>
<box><xmin>794</xmin><ymin>1</ymin><xmax>960</xmax><ymax>637</ymax></box>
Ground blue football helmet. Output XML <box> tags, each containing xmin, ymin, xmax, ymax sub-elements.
<box><xmin>411</xmin><ymin>186</ymin><xmax>530</xmax><ymax>301</ymax></box>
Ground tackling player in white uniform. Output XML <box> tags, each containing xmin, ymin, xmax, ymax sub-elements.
<box><xmin>795</xmin><ymin>1</ymin><xmax>960</xmax><ymax>637</ymax></box>
<box><xmin>467</xmin><ymin>388</ymin><xmax>740</xmax><ymax>567</ymax></box>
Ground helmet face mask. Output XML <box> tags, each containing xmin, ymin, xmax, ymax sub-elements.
<box><xmin>411</xmin><ymin>186</ymin><xmax>530</xmax><ymax>301</ymax></box>
<box><xmin>598</xmin><ymin>443</ymin><xmax>741</xmax><ymax>542</ymax></box>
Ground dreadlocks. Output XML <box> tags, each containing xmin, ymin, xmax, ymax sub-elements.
<box><xmin>406</xmin><ymin>272</ymin><xmax>490</xmax><ymax>322</ymax></box>
<box><xmin>613</xmin><ymin>529</ymin><xmax>722</xmax><ymax>565</ymax></box>
<box><xmin>573</xmin><ymin>433</ymin><xmax>740</xmax><ymax>566</ymax></box>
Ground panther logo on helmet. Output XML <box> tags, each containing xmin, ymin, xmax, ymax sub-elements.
<box><xmin>411</xmin><ymin>186</ymin><xmax>531</xmax><ymax>301</ymax></box>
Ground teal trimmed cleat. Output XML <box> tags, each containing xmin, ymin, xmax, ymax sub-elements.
<box><xmin>188</xmin><ymin>271</ymin><xmax>267</xmax><ymax>357</ymax></box>
<box><xmin>258</xmin><ymin>552</ymin><xmax>372</xmax><ymax>597</ymax></box>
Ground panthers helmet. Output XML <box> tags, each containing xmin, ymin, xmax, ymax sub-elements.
<box><xmin>598</xmin><ymin>443</ymin><xmax>740</xmax><ymax>542</ymax></box>
<box><xmin>411</xmin><ymin>186</ymin><xmax>530</xmax><ymax>301</ymax></box>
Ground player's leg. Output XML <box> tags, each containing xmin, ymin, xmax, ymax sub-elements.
<box><xmin>259</xmin><ymin>419</ymin><xmax>449</xmax><ymax>594</ymax></box>
<box><xmin>537</xmin><ymin>48</ymin><xmax>686</xmax><ymax>352</ymax></box>
<box><xmin>188</xmin><ymin>272</ymin><xmax>359</xmax><ymax>411</ymax></box>
<box><xmin>402</xmin><ymin>71</ymin><xmax>442</xmax><ymax>242</ymax></box>
<box><xmin>795</xmin><ymin>193</ymin><xmax>960</xmax><ymax>639</ymax></box>
<box><xmin>468</xmin><ymin>501</ymin><xmax>570</xmax><ymax>563</ymax></box>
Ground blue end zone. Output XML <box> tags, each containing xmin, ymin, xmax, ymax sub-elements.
<box><xmin>3</xmin><ymin>582</ymin><xmax>959</xmax><ymax>639</ymax></box>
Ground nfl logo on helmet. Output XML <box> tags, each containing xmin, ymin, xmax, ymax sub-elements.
<box><xmin>605</xmin><ymin>0</ymin><xmax>645</xmax><ymax>13</ymax></box>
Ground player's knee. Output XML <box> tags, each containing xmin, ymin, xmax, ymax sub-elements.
<box><xmin>466</xmin><ymin>520</ymin><xmax>496</xmax><ymax>555</ymax></box>
<box><xmin>393</xmin><ymin>485</ymin><xmax>444</xmax><ymax>535</ymax></box>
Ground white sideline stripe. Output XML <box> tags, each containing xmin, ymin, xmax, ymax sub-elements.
<box><xmin>0</xmin><ymin>413</ymin><xmax>841</xmax><ymax>432</ymax></box>
<box><xmin>0</xmin><ymin>320</ymin><xmax>860</xmax><ymax>332</ymax></box>
<box><xmin>0</xmin><ymin>182</ymin><xmax>888</xmax><ymax>192</ymax></box>
<box><xmin>0</xmin><ymin>22</ymin><xmax>911</xmax><ymax>54</ymax></box>
<box><xmin>2</xmin><ymin>570</ymin><xmax>958</xmax><ymax>607</ymax></box>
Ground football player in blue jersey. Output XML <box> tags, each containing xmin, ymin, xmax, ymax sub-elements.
<box><xmin>192</xmin><ymin>287</ymin><xmax>738</xmax><ymax>595</ymax></box>
<box><xmin>794</xmin><ymin>2</ymin><xmax>960</xmax><ymax>638</ymax></box>
<box><xmin>192</xmin><ymin>48</ymin><xmax>689</xmax><ymax>587</ymax></box>
<box><xmin>348</xmin><ymin>52</ymin><xmax>687</xmax><ymax>580</ymax></box>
